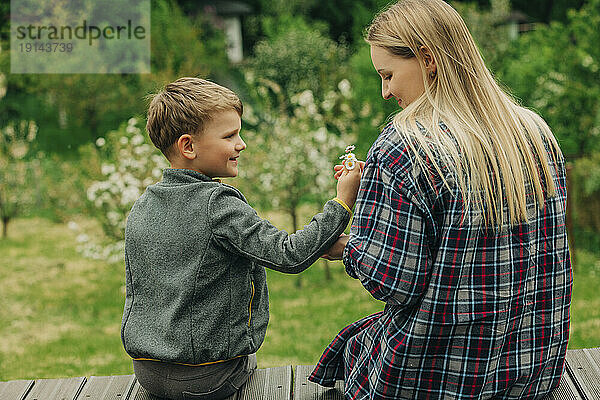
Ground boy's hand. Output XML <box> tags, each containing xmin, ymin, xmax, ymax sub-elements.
<box><xmin>321</xmin><ymin>234</ymin><xmax>349</xmax><ymax>260</ymax></box>
<box><xmin>335</xmin><ymin>161</ymin><xmax>364</xmax><ymax>209</ymax></box>
<box><xmin>334</xmin><ymin>161</ymin><xmax>365</xmax><ymax>180</ymax></box>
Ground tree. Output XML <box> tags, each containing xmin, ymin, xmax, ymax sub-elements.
<box><xmin>238</xmin><ymin>77</ymin><xmax>356</xmax><ymax>284</ymax></box>
<box><xmin>509</xmin><ymin>0</ymin><xmax>586</xmax><ymax>23</ymax></box>
<box><xmin>240</xmin><ymin>21</ymin><xmax>355</xmax><ymax>283</ymax></box>
<box><xmin>496</xmin><ymin>0</ymin><xmax>600</xmax><ymax>159</ymax></box>
<box><xmin>246</xmin><ymin>21</ymin><xmax>349</xmax><ymax>103</ymax></box>
<box><xmin>75</xmin><ymin>117</ymin><xmax>168</xmax><ymax>262</ymax></box>
<box><xmin>0</xmin><ymin>0</ymin><xmax>230</xmax><ymax>154</ymax></box>
<box><xmin>0</xmin><ymin>120</ymin><xmax>40</xmax><ymax>237</ymax></box>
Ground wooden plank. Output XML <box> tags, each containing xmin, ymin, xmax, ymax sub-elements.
<box><xmin>0</xmin><ymin>379</ymin><xmax>34</xmax><ymax>400</ymax></box>
<box><xmin>566</xmin><ymin>348</ymin><xmax>600</xmax><ymax>400</ymax></box>
<box><xmin>237</xmin><ymin>366</ymin><xmax>292</xmax><ymax>400</ymax></box>
<box><xmin>76</xmin><ymin>375</ymin><xmax>136</xmax><ymax>400</ymax></box>
<box><xmin>582</xmin><ymin>348</ymin><xmax>600</xmax><ymax>369</ymax></box>
<box><xmin>545</xmin><ymin>366</ymin><xmax>584</xmax><ymax>400</ymax></box>
<box><xmin>126</xmin><ymin>380</ymin><xmax>163</xmax><ymax>400</ymax></box>
<box><xmin>125</xmin><ymin>377</ymin><xmax>237</xmax><ymax>399</ymax></box>
<box><xmin>293</xmin><ymin>365</ymin><xmax>343</xmax><ymax>400</ymax></box>
<box><xmin>23</xmin><ymin>377</ymin><xmax>86</xmax><ymax>400</ymax></box>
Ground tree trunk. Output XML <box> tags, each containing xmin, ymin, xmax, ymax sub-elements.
<box><xmin>322</xmin><ymin>259</ymin><xmax>332</xmax><ymax>281</ymax></box>
<box><xmin>289</xmin><ymin>205</ymin><xmax>303</xmax><ymax>288</ymax></box>
<box><xmin>2</xmin><ymin>216</ymin><xmax>8</xmax><ymax>238</ymax></box>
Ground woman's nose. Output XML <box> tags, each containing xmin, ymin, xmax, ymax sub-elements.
<box><xmin>381</xmin><ymin>82</ymin><xmax>391</xmax><ymax>100</ymax></box>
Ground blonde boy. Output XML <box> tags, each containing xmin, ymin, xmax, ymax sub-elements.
<box><xmin>120</xmin><ymin>77</ymin><xmax>361</xmax><ymax>400</ymax></box>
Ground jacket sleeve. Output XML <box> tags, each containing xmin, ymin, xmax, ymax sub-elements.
<box><xmin>343</xmin><ymin>158</ymin><xmax>433</xmax><ymax>307</ymax></box>
<box><xmin>208</xmin><ymin>186</ymin><xmax>351</xmax><ymax>274</ymax></box>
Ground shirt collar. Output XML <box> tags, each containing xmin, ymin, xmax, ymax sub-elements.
<box><xmin>161</xmin><ymin>168</ymin><xmax>221</xmax><ymax>184</ymax></box>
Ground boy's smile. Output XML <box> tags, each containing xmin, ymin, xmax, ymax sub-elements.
<box><xmin>191</xmin><ymin>110</ymin><xmax>246</xmax><ymax>178</ymax></box>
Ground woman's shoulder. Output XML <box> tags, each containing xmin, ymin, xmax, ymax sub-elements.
<box><xmin>373</xmin><ymin>120</ymin><xmax>447</xmax><ymax>176</ymax></box>
<box><xmin>371</xmin><ymin>121</ymin><xmax>415</xmax><ymax>167</ymax></box>
<box><xmin>369</xmin><ymin>121</ymin><xmax>446</xmax><ymax>206</ymax></box>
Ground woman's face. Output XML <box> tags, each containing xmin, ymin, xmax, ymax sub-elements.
<box><xmin>370</xmin><ymin>45</ymin><xmax>426</xmax><ymax>109</ymax></box>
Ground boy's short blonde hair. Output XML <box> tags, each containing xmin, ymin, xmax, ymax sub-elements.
<box><xmin>146</xmin><ymin>77</ymin><xmax>243</xmax><ymax>158</ymax></box>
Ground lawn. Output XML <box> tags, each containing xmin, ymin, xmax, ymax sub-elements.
<box><xmin>0</xmin><ymin>216</ymin><xmax>598</xmax><ymax>381</ymax></box>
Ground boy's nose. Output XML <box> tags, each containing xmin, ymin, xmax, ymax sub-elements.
<box><xmin>236</xmin><ymin>138</ymin><xmax>246</xmax><ymax>151</ymax></box>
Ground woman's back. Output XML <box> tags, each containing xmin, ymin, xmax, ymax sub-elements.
<box><xmin>384</xmin><ymin>120</ymin><xmax>572</xmax><ymax>398</ymax></box>
<box><xmin>312</xmin><ymin>121</ymin><xmax>571</xmax><ymax>399</ymax></box>
<box><xmin>310</xmin><ymin>0</ymin><xmax>572</xmax><ymax>397</ymax></box>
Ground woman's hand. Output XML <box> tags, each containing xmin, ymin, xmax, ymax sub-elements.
<box><xmin>321</xmin><ymin>234</ymin><xmax>350</xmax><ymax>260</ymax></box>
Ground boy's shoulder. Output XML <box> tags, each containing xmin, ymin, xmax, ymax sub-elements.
<box><xmin>218</xmin><ymin>182</ymin><xmax>247</xmax><ymax>202</ymax></box>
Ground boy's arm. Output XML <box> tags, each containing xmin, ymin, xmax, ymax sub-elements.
<box><xmin>208</xmin><ymin>186</ymin><xmax>351</xmax><ymax>274</ymax></box>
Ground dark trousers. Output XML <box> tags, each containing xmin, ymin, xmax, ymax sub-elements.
<box><xmin>133</xmin><ymin>354</ymin><xmax>257</xmax><ymax>400</ymax></box>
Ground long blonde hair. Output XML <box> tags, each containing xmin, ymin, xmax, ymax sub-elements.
<box><xmin>366</xmin><ymin>0</ymin><xmax>562</xmax><ymax>227</ymax></box>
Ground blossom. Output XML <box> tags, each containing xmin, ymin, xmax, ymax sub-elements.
<box><xmin>338</xmin><ymin>79</ymin><xmax>351</xmax><ymax>97</ymax></box>
<box><xmin>296</xmin><ymin>90</ymin><xmax>315</xmax><ymax>107</ymax></box>
<box><xmin>101</xmin><ymin>163</ymin><xmax>116</xmax><ymax>175</ymax></box>
<box><xmin>131</xmin><ymin>134</ymin><xmax>145</xmax><ymax>146</ymax></box>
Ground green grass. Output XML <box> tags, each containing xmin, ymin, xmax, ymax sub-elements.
<box><xmin>0</xmin><ymin>216</ymin><xmax>598</xmax><ymax>381</ymax></box>
<box><xmin>567</xmin><ymin>249</ymin><xmax>600</xmax><ymax>349</ymax></box>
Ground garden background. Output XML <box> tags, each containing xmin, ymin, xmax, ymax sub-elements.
<box><xmin>1</xmin><ymin>0</ymin><xmax>600</xmax><ymax>380</ymax></box>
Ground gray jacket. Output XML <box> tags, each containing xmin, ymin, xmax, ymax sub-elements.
<box><xmin>121</xmin><ymin>168</ymin><xmax>351</xmax><ymax>365</ymax></box>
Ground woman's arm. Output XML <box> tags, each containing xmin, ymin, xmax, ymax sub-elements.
<box><xmin>343</xmin><ymin>160</ymin><xmax>433</xmax><ymax>307</ymax></box>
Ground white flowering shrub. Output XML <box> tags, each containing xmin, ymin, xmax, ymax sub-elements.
<box><xmin>74</xmin><ymin>117</ymin><xmax>168</xmax><ymax>262</ymax></box>
<box><xmin>239</xmin><ymin>76</ymin><xmax>356</xmax><ymax>231</ymax></box>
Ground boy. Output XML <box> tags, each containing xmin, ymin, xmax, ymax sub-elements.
<box><xmin>120</xmin><ymin>77</ymin><xmax>362</xmax><ymax>400</ymax></box>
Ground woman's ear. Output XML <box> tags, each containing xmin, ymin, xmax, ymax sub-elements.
<box><xmin>177</xmin><ymin>134</ymin><xmax>196</xmax><ymax>160</ymax></box>
<box><xmin>420</xmin><ymin>45</ymin><xmax>437</xmax><ymax>74</ymax></box>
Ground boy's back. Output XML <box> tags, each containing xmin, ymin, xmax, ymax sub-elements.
<box><xmin>120</xmin><ymin>77</ymin><xmax>361</xmax><ymax>400</ymax></box>
<box><xmin>122</xmin><ymin>169</ymin><xmax>269</xmax><ymax>364</ymax></box>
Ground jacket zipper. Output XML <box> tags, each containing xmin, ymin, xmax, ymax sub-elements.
<box><xmin>248</xmin><ymin>280</ymin><xmax>255</xmax><ymax>327</ymax></box>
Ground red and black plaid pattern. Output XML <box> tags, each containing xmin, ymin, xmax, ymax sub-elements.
<box><xmin>310</xmin><ymin>122</ymin><xmax>572</xmax><ymax>399</ymax></box>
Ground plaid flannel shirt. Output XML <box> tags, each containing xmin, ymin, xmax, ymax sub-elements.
<box><xmin>309</xmin><ymin>122</ymin><xmax>572</xmax><ymax>399</ymax></box>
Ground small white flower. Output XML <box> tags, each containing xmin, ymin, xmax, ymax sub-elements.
<box><xmin>119</xmin><ymin>136</ymin><xmax>128</xmax><ymax>145</ymax></box>
<box><xmin>338</xmin><ymin>79</ymin><xmax>351</xmax><ymax>97</ymax></box>
<box><xmin>101</xmin><ymin>163</ymin><xmax>116</xmax><ymax>175</ymax></box>
<box><xmin>143</xmin><ymin>177</ymin><xmax>154</xmax><ymax>187</ymax></box>
<box><xmin>128</xmin><ymin>117</ymin><xmax>138</xmax><ymax>126</ymax></box>
<box><xmin>107</xmin><ymin>211</ymin><xmax>121</xmax><ymax>224</ymax></box>
<box><xmin>131</xmin><ymin>134</ymin><xmax>145</xmax><ymax>146</ymax></box>
<box><xmin>314</xmin><ymin>127</ymin><xmax>327</xmax><ymax>143</ymax></box>
<box><xmin>322</xmin><ymin>99</ymin><xmax>334</xmax><ymax>111</ymax></box>
<box><xmin>96</xmin><ymin>137</ymin><xmax>106</xmax><ymax>147</ymax></box>
<box><xmin>297</xmin><ymin>90</ymin><xmax>314</xmax><ymax>107</ymax></box>
<box><xmin>126</xmin><ymin>125</ymin><xmax>140</xmax><ymax>134</ymax></box>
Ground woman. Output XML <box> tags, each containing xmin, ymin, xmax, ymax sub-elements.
<box><xmin>310</xmin><ymin>0</ymin><xmax>572</xmax><ymax>399</ymax></box>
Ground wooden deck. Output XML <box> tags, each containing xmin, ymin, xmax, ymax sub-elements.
<box><xmin>1</xmin><ymin>348</ymin><xmax>599</xmax><ymax>399</ymax></box>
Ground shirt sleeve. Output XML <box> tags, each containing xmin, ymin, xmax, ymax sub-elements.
<box><xmin>208</xmin><ymin>186</ymin><xmax>351</xmax><ymax>274</ymax></box>
<box><xmin>343</xmin><ymin>155</ymin><xmax>433</xmax><ymax>307</ymax></box>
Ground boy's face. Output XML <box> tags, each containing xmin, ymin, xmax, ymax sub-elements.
<box><xmin>192</xmin><ymin>110</ymin><xmax>245</xmax><ymax>178</ymax></box>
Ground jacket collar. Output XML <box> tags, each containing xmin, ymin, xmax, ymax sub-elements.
<box><xmin>162</xmin><ymin>168</ymin><xmax>221</xmax><ymax>184</ymax></box>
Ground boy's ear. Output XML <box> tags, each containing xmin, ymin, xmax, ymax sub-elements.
<box><xmin>177</xmin><ymin>134</ymin><xmax>196</xmax><ymax>160</ymax></box>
